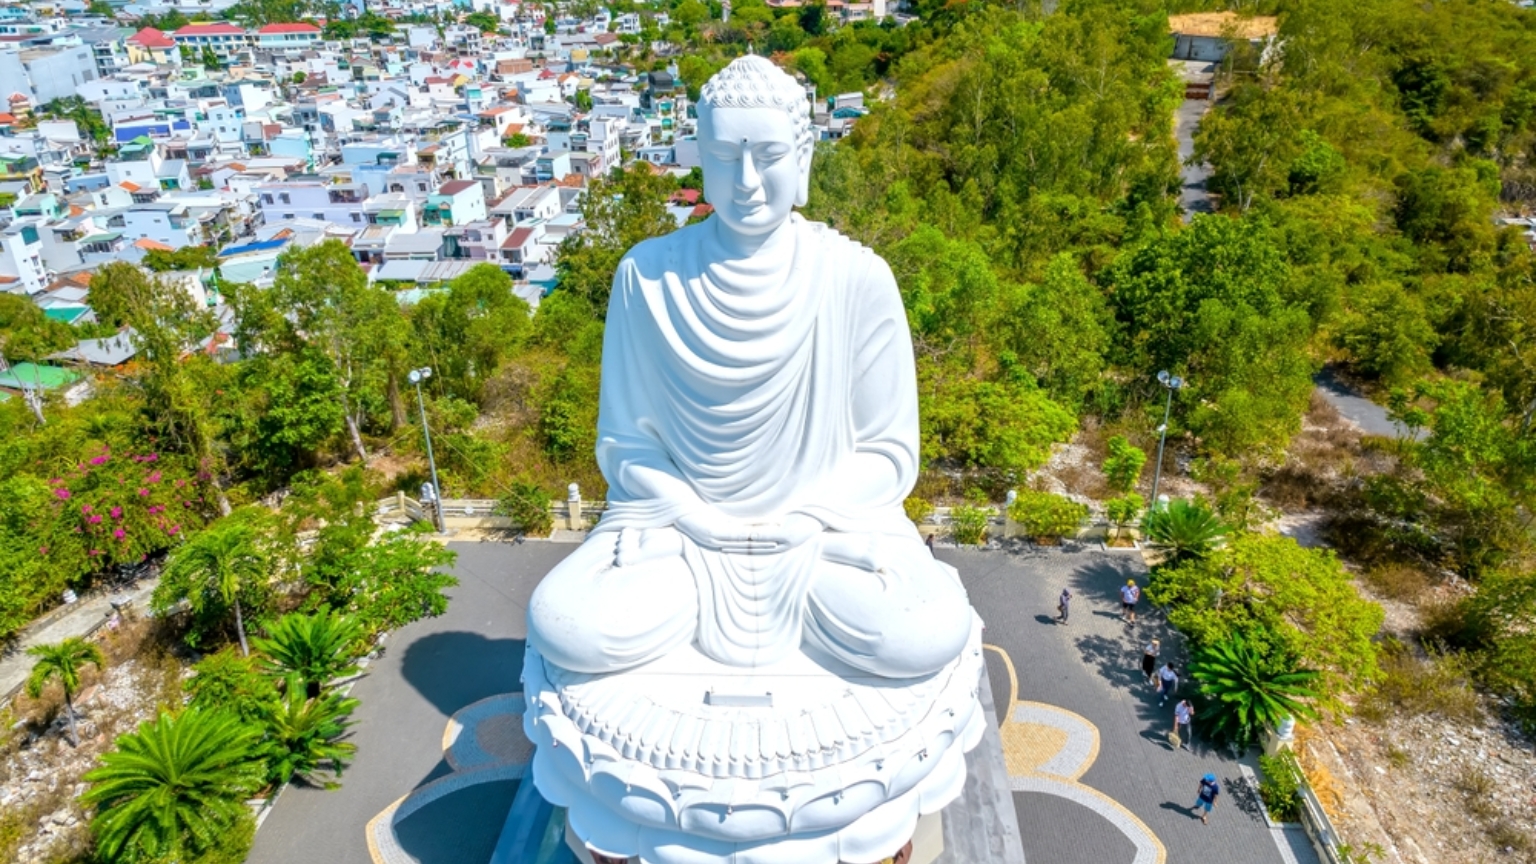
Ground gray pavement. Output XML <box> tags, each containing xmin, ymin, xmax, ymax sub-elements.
<box><xmin>941</xmin><ymin>544</ymin><xmax>1316</xmax><ymax>864</ymax></box>
<box><xmin>1175</xmin><ymin>98</ymin><xmax>1214</xmax><ymax>221</ymax></box>
<box><xmin>1313</xmin><ymin>366</ymin><xmax>1423</xmax><ymax>440</ymax></box>
<box><xmin>246</xmin><ymin>540</ymin><xmax>1316</xmax><ymax>864</ymax></box>
<box><xmin>1</xmin><ymin>577</ymin><xmax>159</xmax><ymax>702</ymax></box>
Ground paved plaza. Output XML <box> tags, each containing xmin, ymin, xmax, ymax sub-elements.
<box><xmin>245</xmin><ymin>538</ymin><xmax>1318</xmax><ymax>864</ymax></box>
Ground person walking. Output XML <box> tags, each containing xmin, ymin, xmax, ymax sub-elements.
<box><xmin>1172</xmin><ymin>698</ymin><xmax>1193</xmax><ymax>750</ymax></box>
<box><xmin>1192</xmin><ymin>773</ymin><xmax>1220</xmax><ymax>824</ymax></box>
<box><xmin>1157</xmin><ymin>662</ymin><xmax>1179</xmax><ymax>706</ymax></box>
<box><xmin>1120</xmin><ymin>579</ymin><xmax>1142</xmax><ymax>624</ymax></box>
<box><xmin>1141</xmin><ymin>638</ymin><xmax>1160</xmax><ymax>686</ymax></box>
<box><xmin>1057</xmin><ymin>587</ymin><xmax>1072</xmax><ymax>624</ymax></box>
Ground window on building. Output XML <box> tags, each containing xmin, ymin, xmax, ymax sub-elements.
<box><xmin>262</xmin><ymin>194</ymin><xmax>273</xmax><ymax>204</ymax></box>
<box><xmin>350</xmin><ymin>212</ymin><xmax>361</xmax><ymax>222</ymax></box>
<box><xmin>279</xmin><ymin>193</ymin><xmax>290</xmax><ymax>204</ymax></box>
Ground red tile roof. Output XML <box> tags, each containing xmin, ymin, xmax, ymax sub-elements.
<box><xmin>503</xmin><ymin>226</ymin><xmax>535</xmax><ymax>248</ymax></box>
<box><xmin>173</xmin><ymin>22</ymin><xmax>247</xmax><ymax>37</ymax></box>
<box><xmin>133</xmin><ymin>238</ymin><xmax>175</xmax><ymax>251</ymax></box>
<box><xmin>438</xmin><ymin>179</ymin><xmax>477</xmax><ymax>195</ymax></box>
<box><xmin>257</xmin><ymin>23</ymin><xmax>321</xmax><ymax>34</ymax></box>
<box><xmin>128</xmin><ymin>27</ymin><xmax>175</xmax><ymax>48</ymax></box>
<box><xmin>670</xmin><ymin>189</ymin><xmax>700</xmax><ymax>205</ymax></box>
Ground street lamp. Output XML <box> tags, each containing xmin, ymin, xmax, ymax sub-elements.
<box><xmin>1148</xmin><ymin>370</ymin><xmax>1185</xmax><ymax>511</ymax></box>
<box><xmin>408</xmin><ymin>367</ymin><xmax>447</xmax><ymax>534</ymax></box>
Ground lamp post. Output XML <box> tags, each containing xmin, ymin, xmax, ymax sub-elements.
<box><xmin>1148</xmin><ymin>370</ymin><xmax>1185</xmax><ymax>511</ymax></box>
<box><xmin>408</xmin><ymin>367</ymin><xmax>446</xmax><ymax>534</ymax></box>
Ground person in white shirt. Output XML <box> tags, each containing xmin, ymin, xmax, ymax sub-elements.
<box><xmin>1158</xmin><ymin>662</ymin><xmax>1179</xmax><ymax>706</ymax></box>
<box><xmin>1119</xmin><ymin>579</ymin><xmax>1142</xmax><ymax>624</ymax></box>
<box><xmin>1173</xmin><ymin>698</ymin><xmax>1193</xmax><ymax>750</ymax></box>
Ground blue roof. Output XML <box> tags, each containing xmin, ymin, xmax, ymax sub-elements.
<box><xmin>219</xmin><ymin>239</ymin><xmax>288</xmax><ymax>257</ymax></box>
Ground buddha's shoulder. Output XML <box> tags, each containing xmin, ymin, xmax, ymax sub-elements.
<box><xmin>617</xmin><ymin>217</ymin><xmax>879</xmax><ymax>277</ymax></box>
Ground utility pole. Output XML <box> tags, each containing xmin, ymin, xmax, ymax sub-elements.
<box><xmin>408</xmin><ymin>367</ymin><xmax>447</xmax><ymax>534</ymax></box>
<box><xmin>1149</xmin><ymin>370</ymin><xmax>1184</xmax><ymax>510</ymax></box>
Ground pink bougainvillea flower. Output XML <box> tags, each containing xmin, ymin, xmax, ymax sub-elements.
<box><xmin>88</xmin><ymin>515</ymin><xmax>103</xmax><ymax>525</ymax></box>
<box><xmin>88</xmin><ymin>549</ymin><xmax>100</xmax><ymax>556</ymax></box>
<box><xmin>113</xmin><ymin>528</ymin><xmax>126</xmax><ymax>540</ymax></box>
<box><xmin>174</xmin><ymin>479</ymin><xmax>186</xmax><ymax>488</ymax></box>
<box><xmin>110</xmin><ymin>507</ymin><xmax>124</xmax><ymax>520</ymax></box>
<box><xmin>146</xmin><ymin>471</ymin><xmax>161</xmax><ymax>484</ymax></box>
<box><xmin>54</xmin><ymin>488</ymin><xmax>71</xmax><ymax>500</ymax></box>
<box><xmin>138</xmin><ymin>488</ymin><xmax>150</xmax><ymax>496</ymax></box>
<box><xmin>145</xmin><ymin>453</ymin><xmax>158</xmax><ymax>462</ymax></box>
<box><xmin>48</xmin><ymin>477</ymin><xmax>61</xmax><ymax>485</ymax></box>
<box><xmin>168</xmin><ymin>525</ymin><xmax>181</xmax><ymax>535</ymax></box>
<box><xmin>90</xmin><ymin>456</ymin><xmax>107</xmax><ymax>466</ymax></box>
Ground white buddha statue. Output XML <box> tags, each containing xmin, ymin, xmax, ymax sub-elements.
<box><xmin>527</xmin><ymin>55</ymin><xmax>973</xmax><ymax>681</ymax></box>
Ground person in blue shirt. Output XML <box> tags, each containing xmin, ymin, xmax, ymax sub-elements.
<box><xmin>1192</xmin><ymin>773</ymin><xmax>1220</xmax><ymax>824</ymax></box>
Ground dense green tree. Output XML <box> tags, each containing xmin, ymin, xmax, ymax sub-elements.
<box><xmin>185</xmin><ymin>649</ymin><xmax>279</xmax><ymax>723</ymax></box>
<box><xmin>555</xmin><ymin>167</ymin><xmax>677</xmax><ymax>315</ymax></box>
<box><xmin>1190</xmin><ymin>633</ymin><xmax>1322</xmax><ymax>747</ymax></box>
<box><xmin>152</xmin><ymin>507</ymin><xmax>275</xmax><ymax>654</ymax></box>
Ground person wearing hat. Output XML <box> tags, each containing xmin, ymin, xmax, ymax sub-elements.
<box><xmin>1119</xmin><ymin>578</ymin><xmax>1142</xmax><ymax>624</ymax></box>
<box><xmin>1192</xmin><ymin>773</ymin><xmax>1220</xmax><ymax>824</ymax></box>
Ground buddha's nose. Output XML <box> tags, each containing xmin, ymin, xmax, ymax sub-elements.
<box><xmin>735</xmin><ymin>148</ymin><xmax>764</xmax><ymax>200</ymax></box>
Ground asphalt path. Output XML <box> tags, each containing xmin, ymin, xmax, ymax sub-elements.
<box><xmin>246</xmin><ymin>540</ymin><xmax>1312</xmax><ymax>864</ymax></box>
<box><xmin>1313</xmin><ymin>367</ymin><xmax>1423</xmax><ymax>440</ymax></box>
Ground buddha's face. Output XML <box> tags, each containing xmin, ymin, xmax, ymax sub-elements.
<box><xmin>698</xmin><ymin>103</ymin><xmax>809</xmax><ymax>238</ymax></box>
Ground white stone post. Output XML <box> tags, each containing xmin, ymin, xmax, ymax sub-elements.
<box><xmin>567</xmin><ymin>483</ymin><xmax>582</xmax><ymax>531</ymax></box>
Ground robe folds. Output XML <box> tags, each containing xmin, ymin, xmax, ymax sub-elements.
<box><xmin>581</xmin><ymin>214</ymin><xmax>931</xmax><ymax>669</ymax></box>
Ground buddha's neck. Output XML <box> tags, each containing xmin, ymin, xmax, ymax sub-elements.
<box><xmin>709</xmin><ymin>214</ymin><xmax>796</xmax><ymax>263</ymax></box>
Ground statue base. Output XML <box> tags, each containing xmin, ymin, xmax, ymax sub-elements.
<box><xmin>564</xmin><ymin>811</ymin><xmax>943</xmax><ymax>864</ymax></box>
<box><xmin>522</xmin><ymin>614</ymin><xmax>987</xmax><ymax>864</ymax></box>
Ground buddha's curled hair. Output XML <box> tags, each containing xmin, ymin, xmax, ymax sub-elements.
<box><xmin>699</xmin><ymin>55</ymin><xmax>814</xmax><ymax>150</ymax></box>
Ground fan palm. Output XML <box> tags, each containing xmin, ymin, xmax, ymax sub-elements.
<box><xmin>153</xmin><ymin>509</ymin><xmax>271</xmax><ymax>655</ymax></box>
<box><xmin>25</xmin><ymin>637</ymin><xmax>105</xmax><ymax>747</ymax></box>
<box><xmin>81</xmin><ymin>709</ymin><xmax>266</xmax><ymax>863</ymax></box>
<box><xmin>1188</xmin><ymin>632</ymin><xmax>1321</xmax><ymax>747</ymax></box>
<box><xmin>1143</xmin><ymin>498</ymin><xmax>1230</xmax><ymax>564</ymax></box>
<box><xmin>252</xmin><ymin>607</ymin><xmax>365</xmax><ymax>698</ymax></box>
<box><xmin>259</xmin><ymin>673</ymin><xmax>359</xmax><ymax>788</ymax></box>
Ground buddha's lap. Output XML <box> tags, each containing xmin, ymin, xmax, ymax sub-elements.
<box><xmin>527</xmin><ymin>532</ymin><xmax>971</xmax><ymax>675</ymax></box>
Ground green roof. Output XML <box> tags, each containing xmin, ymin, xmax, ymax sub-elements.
<box><xmin>0</xmin><ymin>363</ymin><xmax>81</xmax><ymax>391</ymax></box>
<box><xmin>44</xmin><ymin>307</ymin><xmax>90</xmax><ymax>324</ymax></box>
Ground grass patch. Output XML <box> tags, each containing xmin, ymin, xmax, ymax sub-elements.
<box><xmin>1361</xmin><ymin>564</ymin><xmax>1432</xmax><ymax>602</ymax></box>
<box><xmin>1357</xmin><ymin>640</ymin><xmax>1482</xmax><ymax>723</ymax></box>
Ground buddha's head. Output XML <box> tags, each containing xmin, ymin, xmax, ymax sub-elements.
<box><xmin>697</xmin><ymin>55</ymin><xmax>813</xmax><ymax>239</ymax></box>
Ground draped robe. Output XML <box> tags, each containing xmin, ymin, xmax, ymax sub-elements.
<box><xmin>530</xmin><ymin>215</ymin><xmax>969</xmax><ymax>675</ymax></box>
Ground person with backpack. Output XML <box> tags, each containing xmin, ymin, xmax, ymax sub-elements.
<box><xmin>1157</xmin><ymin>662</ymin><xmax>1179</xmax><ymax>706</ymax></box>
<box><xmin>1057</xmin><ymin>587</ymin><xmax>1072</xmax><ymax>624</ymax></box>
<box><xmin>1192</xmin><ymin>773</ymin><xmax>1220</xmax><ymax>824</ymax></box>
<box><xmin>1120</xmin><ymin>578</ymin><xmax>1142</xmax><ymax>624</ymax></box>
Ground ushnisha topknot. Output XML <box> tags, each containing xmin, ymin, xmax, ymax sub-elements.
<box><xmin>699</xmin><ymin>54</ymin><xmax>814</xmax><ymax>150</ymax></box>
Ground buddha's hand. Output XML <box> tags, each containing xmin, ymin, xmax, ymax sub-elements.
<box><xmin>676</xmin><ymin>510</ymin><xmax>822</xmax><ymax>554</ymax></box>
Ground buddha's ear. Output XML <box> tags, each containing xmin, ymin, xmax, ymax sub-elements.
<box><xmin>795</xmin><ymin>140</ymin><xmax>812</xmax><ymax>207</ymax></box>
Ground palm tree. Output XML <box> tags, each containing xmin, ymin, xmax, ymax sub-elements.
<box><xmin>252</xmin><ymin>608</ymin><xmax>365</xmax><ymax>698</ymax></box>
<box><xmin>1143</xmin><ymin>498</ymin><xmax>1230</xmax><ymax>564</ymax></box>
<box><xmin>259</xmin><ymin>673</ymin><xmax>359</xmax><ymax>788</ymax></box>
<box><xmin>81</xmin><ymin>709</ymin><xmax>266</xmax><ymax>863</ymax></box>
<box><xmin>26</xmin><ymin>637</ymin><xmax>105</xmax><ymax>747</ymax></box>
<box><xmin>153</xmin><ymin>508</ymin><xmax>271</xmax><ymax>655</ymax></box>
<box><xmin>1188</xmin><ymin>632</ymin><xmax>1322</xmax><ymax>748</ymax></box>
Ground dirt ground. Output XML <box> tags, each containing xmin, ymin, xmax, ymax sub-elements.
<box><xmin>0</xmin><ymin>616</ymin><xmax>187</xmax><ymax>864</ymax></box>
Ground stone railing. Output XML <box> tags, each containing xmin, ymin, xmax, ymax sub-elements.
<box><xmin>376</xmin><ymin>495</ymin><xmax>1140</xmax><ymax>545</ymax></box>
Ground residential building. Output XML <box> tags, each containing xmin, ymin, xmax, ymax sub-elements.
<box><xmin>254</xmin><ymin>22</ymin><xmax>323</xmax><ymax>50</ymax></box>
<box><xmin>423</xmin><ymin>179</ymin><xmax>486</xmax><ymax>226</ymax></box>
<box><xmin>255</xmin><ymin>179</ymin><xmax>371</xmax><ymax>228</ymax></box>
<box><xmin>0</xmin><ymin>220</ymin><xmax>48</xmax><ymax>294</ymax></box>
<box><xmin>172</xmin><ymin>22</ymin><xmax>251</xmax><ymax>66</ymax></box>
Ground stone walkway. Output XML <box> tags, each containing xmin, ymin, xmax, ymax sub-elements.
<box><xmin>246</xmin><ymin>540</ymin><xmax>1321</xmax><ymax>864</ymax></box>
<box><xmin>0</xmin><ymin>578</ymin><xmax>159</xmax><ymax>702</ymax></box>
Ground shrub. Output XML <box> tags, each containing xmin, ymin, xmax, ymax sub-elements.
<box><xmin>259</xmin><ymin>674</ymin><xmax>359</xmax><ymax>789</ymax></box>
<box><xmin>1101</xmin><ymin>435</ymin><xmax>1147</xmax><ymax>494</ymax></box>
<box><xmin>1356</xmin><ymin>639</ymin><xmax>1481</xmax><ymax>723</ymax></box>
<box><xmin>1148</xmin><ymin>534</ymin><xmax>1384</xmax><ymax>704</ymax></box>
<box><xmin>1105</xmin><ymin>493</ymin><xmax>1144</xmax><ymax>544</ymax></box>
<box><xmin>1257</xmin><ymin>750</ymin><xmax>1303</xmax><ymax>822</ymax></box>
<box><xmin>1008</xmin><ymin>491</ymin><xmax>1087</xmax><ymax>543</ymax></box>
<box><xmin>948</xmin><ymin>505</ymin><xmax>991</xmax><ymax>546</ymax></box>
<box><xmin>903</xmin><ymin>497</ymin><xmax>934</xmax><ymax>524</ymax></box>
<box><xmin>1189</xmin><ymin>632</ymin><xmax>1321</xmax><ymax>748</ymax></box>
<box><xmin>495</xmin><ymin>477</ymin><xmax>553</xmax><ymax>536</ymax></box>
<box><xmin>185</xmin><ymin>649</ymin><xmax>279</xmax><ymax>724</ymax></box>
<box><xmin>252</xmin><ymin>608</ymin><xmax>365</xmax><ymax>697</ymax></box>
<box><xmin>1142</xmin><ymin>498</ymin><xmax>1229</xmax><ymax>563</ymax></box>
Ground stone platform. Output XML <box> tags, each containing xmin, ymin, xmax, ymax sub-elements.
<box><xmin>520</xmin><ymin>613</ymin><xmax>994</xmax><ymax>864</ymax></box>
